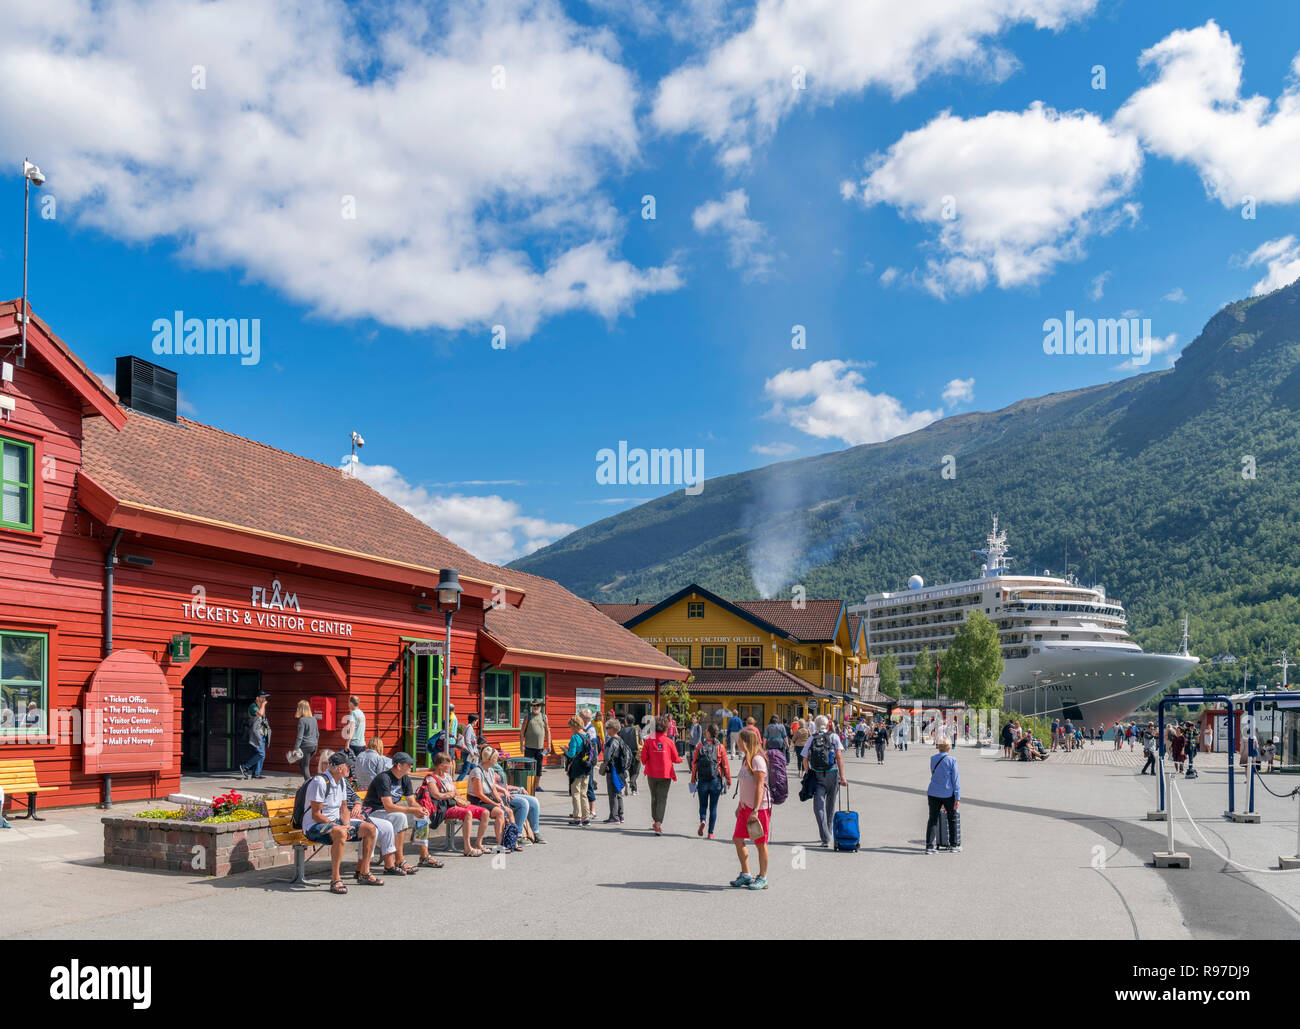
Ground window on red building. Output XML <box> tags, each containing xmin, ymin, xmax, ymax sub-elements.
<box><xmin>1</xmin><ymin>630</ymin><xmax>46</xmax><ymax>736</ymax></box>
<box><xmin>1</xmin><ymin>437</ymin><xmax>34</xmax><ymax>532</ymax></box>
<box><xmin>484</xmin><ymin>670</ymin><xmax>513</xmax><ymax>729</ymax></box>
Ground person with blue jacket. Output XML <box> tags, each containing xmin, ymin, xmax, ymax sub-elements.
<box><xmin>925</xmin><ymin>739</ymin><xmax>960</xmax><ymax>854</ymax></box>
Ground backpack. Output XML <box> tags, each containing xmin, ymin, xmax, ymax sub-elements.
<box><xmin>414</xmin><ymin>783</ymin><xmax>450</xmax><ymax>831</ymax></box>
<box><xmin>808</xmin><ymin>731</ymin><xmax>835</xmax><ymax>772</ymax></box>
<box><xmin>567</xmin><ymin>733</ymin><xmax>592</xmax><ymax>779</ymax></box>
<box><xmin>766</xmin><ymin>746</ymin><xmax>789</xmax><ymax>805</ymax></box>
<box><xmin>292</xmin><ymin>774</ymin><xmax>331</xmax><ymax>829</ymax></box>
<box><xmin>764</xmin><ymin>723</ymin><xmax>784</xmax><ymax>747</ymax></box>
<box><xmin>696</xmin><ymin>740</ymin><xmax>721</xmax><ymax>783</ymax></box>
<box><xmin>501</xmin><ymin>820</ymin><xmax>520</xmax><ymax>851</ymax></box>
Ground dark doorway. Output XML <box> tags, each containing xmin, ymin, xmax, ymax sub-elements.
<box><xmin>181</xmin><ymin>667</ymin><xmax>262</xmax><ymax>773</ymax></box>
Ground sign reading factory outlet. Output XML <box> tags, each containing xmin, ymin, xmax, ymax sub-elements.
<box><xmin>179</xmin><ymin>579</ymin><xmax>355</xmax><ymax>637</ymax></box>
<box><xmin>83</xmin><ymin>650</ymin><xmax>175</xmax><ymax>775</ymax></box>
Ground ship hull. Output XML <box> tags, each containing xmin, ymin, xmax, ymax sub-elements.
<box><xmin>1001</xmin><ymin>648</ymin><xmax>1199</xmax><ymax>727</ymax></box>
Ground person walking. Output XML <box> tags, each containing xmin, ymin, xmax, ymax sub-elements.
<box><xmin>520</xmin><ymin>701</ymin><xmax>551</xmax><ymax>793</ymax></box>
<box><xmin>340</xmin><ymin>695</ymin><xmax>366</xmax><ymax>758</ymax></box>
<box><xmin>600</xmin><ymin>719</ymin><xmax>631</xmax><ymax>824</ymax></box>
<box><xmin>640</xmin><ymin>715</ymin><xmax>680</xmax><ymax>836</ymax></box>
<box><xmin>764</xmin><ymin>714</ymin><xmax>788</xmax><ymax>760</ymax></box>
<box><xmin>580</xmin><ymin>709</ymin><xmax>601</xmax><ymax>813</ymax></box>
<box><xmin>1169</xmin><ymin>724</ymin><xmax>1186</xmax><ymax>774</ymax></box>
<box><xmin>727</xmin><ymin>711</ymin><xmax>743</xmax><ymax>758</ymax></box>
<box><xmin>292</xmin><ymin>699</ymin><xmax>319</xmax><ymax>781</ymax></box>
<box><xmin>239</xmin><ymin>692</ymin><xmax>270</xmax><ymax>779</ymax></box>
<box><xmin>791</xmin><ymin>718</ymin><xmax>811</xmax><ymax>772</ymax></box>
<box><xmin>564</xmin><ymin>715</ymin><xmax>594</xmax><ymax>826</ymax></box>
<box><xmin>460</xmin><ymin>714</ymin><xmax>481</xmax><ymax>776</ymax></box>
<box><xmin>731</xmin><ymin>727</ymin><xmax>772</xmax><ymax>890</ymax></box>
<box><xmin>1140</xmin><ymin>728</ymin><xmax>1158</xmax><ymax>775</ymax></box>
<box><xmin>688</xmin><ymin>713</ymin><xmax>704</xmax><ymax>766</ymax></box>
<box><xmin>924</xmin><ymin>739</ymin><xmax>961</xmax><ymax>854</ymax></box>
<box><xmin>692</xmin><ymin>722</ymin><xmax>731</xmax><ymax>839</ymax></box>
<box><xmin>618</xmin><ymin>715</ymin><xmax>642</xmax><ymax>796</ymax></box>
<box><xmin>852</xmin><ymin>718</ymin><xmax>868</xmax><ymax>759</ymax></box>
<box><xmin>802</xmin><ymin>715</ymin><xmax>846</xmax><ymax>848</ymax></box>
<box><xmin>872</xmin><ymin>721</ymin><xmax>889</xmax><ymax>765</ymax></box>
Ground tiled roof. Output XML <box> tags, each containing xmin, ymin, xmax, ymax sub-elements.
<box><xmin>591</xmin><ymin>602</ymin><xmax>654</xmax><ymax>624</ymax></box>
<box><xmin>484</xmin><ymin>568</ymin><xmax>686</xmax><ymax>678</ymax></box>
<box><xmin>605</xmin><ymin>668</ymin><xmax>833</xmax><ymax>697</ymax></box>
<box><xmin>81</xmin><ymin>412</ymin><xmax>502</xmax><ymax>583</ymax></box>
<box><xmin>732</xmin><ymin>599</ymin><xmax>845</xmax><ymax>641</ymax></box>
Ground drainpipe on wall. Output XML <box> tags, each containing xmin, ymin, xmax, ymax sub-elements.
<box><xmin>478</xmin><ymin>662</ymin><xmax>493</xmax><ymax>744</ymax></box>
<box><xmin>101</xmin><ymin>528</ymin><xmax>123</xmax><ymax>808</ymax></box>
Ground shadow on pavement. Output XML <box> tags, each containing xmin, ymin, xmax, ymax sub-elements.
<box><xmin>596</xmin><ymin>881</ymin><xmax>729</xmax><ymax>893</ymax></box>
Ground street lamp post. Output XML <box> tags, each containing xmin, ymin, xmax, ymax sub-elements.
<box><xmin>19</xmin><ymin>159</ymin><xmax>45</xmax><ymax>365</ymax></box>
<box><xmin>435</xmin><ymin>568</ymin><xmax>462</xmax><ymax>757</ymax></box>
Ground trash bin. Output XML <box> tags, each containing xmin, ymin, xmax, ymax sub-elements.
<box><xmin>503</xmin><ymin>756</ymin><xmax>536</xmax><ymax>788</ymax></box>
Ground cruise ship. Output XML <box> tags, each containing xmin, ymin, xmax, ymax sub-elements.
<box><xmin>847</xmin><ymin>518</ymin><xmax>1199</xmax><ymax>726</ymax></box>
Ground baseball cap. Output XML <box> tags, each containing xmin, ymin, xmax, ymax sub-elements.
<box><xmin>391</xmin><ymin>751</ymin><xmax>414</xmax><ymax>766</ymax></box>
<box><xmin>328</xmin><ymin>751</ymin><xmax>352</xmax><ymax>768</ymax></box>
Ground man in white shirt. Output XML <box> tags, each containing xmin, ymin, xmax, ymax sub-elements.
<box><xmin>303</xmin><ymin>751</ymin><xmax>379</xmax><ymax>892</ymax></box>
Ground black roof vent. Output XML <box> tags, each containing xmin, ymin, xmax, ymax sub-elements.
<box><xmin>115</xmin><ymin>355</ymin><xmax>178</xmax><ymax>423</ymax></box>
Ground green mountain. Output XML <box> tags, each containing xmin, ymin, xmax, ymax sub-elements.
<box><xmin>512</xmin><ymin>282</ymin><xmax>1300</xmax><ymax>692</ymax></box>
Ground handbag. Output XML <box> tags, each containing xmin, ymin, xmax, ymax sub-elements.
<box><xmin>286</xmin><ymin>748</ymin><xmax>303</xmax><ymax>763</ymax></box>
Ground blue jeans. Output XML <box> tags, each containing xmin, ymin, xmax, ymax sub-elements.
<box><xmin>696</xmin><ymin>781</ymin><xmax>723</xmax><ymax>834</ymax></box>
<box><xmin>241</xmin><ymin>741</ymin><xmax>265</xmax><ymax>777</ymax></box>
<box><xmin>508</xmin><ymin>793</ymin><xmax>540</xmax><ymax>833</ymax></box>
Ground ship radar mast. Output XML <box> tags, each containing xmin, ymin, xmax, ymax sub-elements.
<box><xmin>973</xmin><ymin>515</ymin><xmax>1011</xmax><ymax>579</ymax></box>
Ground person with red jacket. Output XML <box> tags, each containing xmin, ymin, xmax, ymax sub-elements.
<box><xmin>640</xmin><ymin>715</ymin><xmax>680</xmax><ymax>836</ymax></box>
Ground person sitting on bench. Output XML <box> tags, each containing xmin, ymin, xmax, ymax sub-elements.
<box><xmin>424</xmin><ymin>752</ymin><xmax>490</xmax><ymax>856</ymax></box>
<box><xmin>364</xmin><ymin>752</ymin><xmax>440</xmax><ymax>873</ymax></box>
<box><xmin>304</xmin><ymin>751</ymin><xmax>381</xmax><ymax>893</ymax></box>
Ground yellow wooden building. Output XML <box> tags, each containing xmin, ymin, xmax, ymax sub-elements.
<box><xmin>596</xmin><ymin>584</ymin><xmax>884</xmax><ymax>726</ymax></box>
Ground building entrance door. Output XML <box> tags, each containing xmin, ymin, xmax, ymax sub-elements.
<box><xmin>403</xmin><ymin>644</ymin><xmax>443</xmax><ymax>763</ymax></box>
<box><xmin>181</xmin><ymin>667</ymin><xmax>262</xmax><ymax>772</ymax></box>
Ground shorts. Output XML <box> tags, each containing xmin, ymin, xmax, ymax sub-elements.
<box><xmin>304</xmin><ymin>820</ymin><xmax>360</xmax><ymax>844</ymax></box>
<box><xmin>733</xmin><ymin>805</ymin><xmax>771</xmax><ymax>845</ymax></box>
<box><xmin>446</xmin><ymin>805</ymin><xmax>487</xmax><ymax>821</ymax></box>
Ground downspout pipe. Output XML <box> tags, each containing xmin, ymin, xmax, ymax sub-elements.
<box><xmin>101</xmin><ymin>528</ymin><xmax>123</xmax><ymax>809</ymax></box>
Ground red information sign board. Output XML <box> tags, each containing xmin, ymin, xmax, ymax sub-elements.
<box><xmin>83</xmin><ymin>650</ymin><xmax>174</xmax><ymax>775</ymax></box>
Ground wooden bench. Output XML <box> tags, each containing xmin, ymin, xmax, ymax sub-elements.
<box><xmin>265</xmin><ymin>796</ymin><xmax>372</xmax><ymax>886</ymax></box>
<box><xmin>498</xmin><ymin>741</ymin><xmax>522</xmax><ymax>759</ymax></box>
<box><xmin>0</xmin><ymin>759</ymin><xmax>59</xmax><ymax>821</ymax></box>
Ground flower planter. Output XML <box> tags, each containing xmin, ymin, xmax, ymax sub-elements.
<box><xmin>102</xmin><ymin>814</ymin><xmax>293</xmax><ymax>877</ymax></box>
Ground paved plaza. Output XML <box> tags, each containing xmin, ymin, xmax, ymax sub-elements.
<box><xmin>2</xmin><ymin>742</ymin><xmax>1298</xmax><ymax>939</ymax></box>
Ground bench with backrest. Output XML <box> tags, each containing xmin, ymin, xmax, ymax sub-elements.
<box><xmin>0</xmin><ymin>759</ymin><xmax>58</xmax><ymax>820</ymax></box>
<box><xmin>265</xmin><ymin>794</ymin><xmax>374</xmax><ymax>885</ymax></box>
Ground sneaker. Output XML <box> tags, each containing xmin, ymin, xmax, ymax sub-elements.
<box><xmin>707</xmin><ymin>833</ymin><xmax>714</xmax><ymax>839</ymax></box>
<box><xmin>581</xmin><ymin>820</ymin><xmax>591</xmax><ymax>827</ymax></box>
<box><xmin>925</xmin><ymin>848</ymin><xmax>936</xmax><ymax>855</ymax></box>
<box><xmin>698</xmin><ymin>821</ymin><xmax>705</xmax><ymax>837</ymax></box>
<box><xmin>729</xmin><ymin>873</ymin><xmax>754</xmax><ymax>888</ymax></box>
<box><xmin>952</xmin><ymin>845</ymin><xmax>962</xmax><ymax>853</ymax></box>
<box><xmin>618</xmin><ymin>817</ymin><xmax>624</xmax><ymax>823</ymax></box>
<box><xmin>747</xmin><ymin>876</ymin><xmax>769</xmax><ymax>890</ymax></box>
<box><xmin>534</xmin><ymin>836</ymin><xmax>547</xmax><ymax>844</ymax></box>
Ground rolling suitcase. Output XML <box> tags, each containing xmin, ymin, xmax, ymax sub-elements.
<box><xmin>936</xmin><ymin>806</ymin><xmax>962</xmax><ymax>850</ymax></box>
<box><xmin>833</xmin><ymin>783</ymin><xmax>860</xmax><ymax>852</ymax></box>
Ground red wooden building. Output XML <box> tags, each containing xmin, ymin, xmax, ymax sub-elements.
<box><xmin>0</xmin><ymin>301</ymin><xmax>686</xmax><ymax>811</ymax></box>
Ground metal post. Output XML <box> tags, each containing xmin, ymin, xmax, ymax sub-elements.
<box><xmin>1248</xmin><ymin>697</ymin><xmax>1257</xmax><ymax>815</ymax></box>
<box><xmin>1165</xmin><ymin>769</ymin><xmax>1175</xmax><ymax>855</ymax></box>
<box><xmin>1226</xmin><ymin>699</ymin><xmax>1235</xmax><ymax>815</ymax></box>
<box><xmin>21</xmin><ymin>171</ymin><xmax>30</xmax><ymax>363</ymax></box>
<box><xmin>442</xmin><ymin>610</ymin><xmax>453</xmax><ymax>756</ymax></box>
<box><xmin>1158</xmin><ymin>698</ymin><xmax>1166</xmax><ymax>812</ymax></box>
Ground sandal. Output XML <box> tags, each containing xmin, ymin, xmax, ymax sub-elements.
<box><xmin>418</xmin><ymin>857</ymin><xmax>444</xmax><ymax>869</ymax></box>
<box><xmin>466</xmin><ymin>846</ymin><xmax>485</xmax><ymax>857</ymax></box>
<box><xmin>329</xmin><ymin>879</ymin><xmax>349</xmax><ymax>895</ymax></box>
<box><xmin>383</xmin><ymin>864</ymin><xmax>409</xmax><ymax>876</ymax></box>
<box><xmin>396</xmin><ymin>862</ymin><xmax>418</xmax><ymax>874</ymax></box>
<box><xmin>353</xmin><ymin>870</ymin><xmax>385</xmax><ymax>886</ymax></box>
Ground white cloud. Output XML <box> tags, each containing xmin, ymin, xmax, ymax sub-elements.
<box><xmin>763</xmin><ymin>360</ymin><xmax>941</xmax><ymax>446</ymax></box>
<box><xmin>691</xmin><ymin>189</ymin><xmax>772</xmax><ymax>279</ymax></box>
<box><xmin>1117</xmin><ymin>332</ymin><xmax>1180</xmax><ymax>371</ymax></box>
<box><xmin>344</xmin><ymin>458</ymin><xmax>575</xmax><ymax>563</ymax></box>
<box><xmin>942</xmin><ymin>377</ymin><xmax>975</xmax><ymax>406</ymax></box>
<box><xmin>1089</xmin><ymin>271</ymin><xmax>1110</xmax><ymax>300</ymax></box>
<box><xmin>1243</xmin><ymin>236</ymin><xmax>1300</xmax><ymax>296</ymax></box>
<box><xmin>751</xmin><ymin>442</ymin><xmax>799</xmax><ymax>456</ymax></box>
<box><xmin>1116</xmin><ymin>21</ymin><xmax>1300</xmax><ymax>208</ymax></box>
<box><xmin>1</xmin><ymin>1</ymin><xmax>680</xmax><ymax>338</ymax></box>
<box><xmin>844</xmin><ymin>102</ymin><xmax>1143</xmax><ymax>297</ymax></box>
<box><xmin>1163</xmin><ymin>287</ymin><xmax>1187</xmax><ymax>302</ymax></box>
<box><xmin>652</xmin><ymin>0</ymin><xmax>1097</xmax><ymax>163</ymax></box>
<box><xmin>879</xmin><ymin>267</ymin><xmax>901</xmax><ymax>287</ymax></box>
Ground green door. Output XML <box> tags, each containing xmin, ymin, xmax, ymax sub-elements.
<box><xmin>404</xmin><ymin>643</ymin><xmax>444</xmax><ymax>762</ymax></box>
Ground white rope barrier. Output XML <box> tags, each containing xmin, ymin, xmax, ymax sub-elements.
<box><xmin>1168</xmin><ymin>774</ymin><xmax>1299</xmax><ymax>875</ymax></box>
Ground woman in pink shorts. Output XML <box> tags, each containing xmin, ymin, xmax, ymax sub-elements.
<box><xmin>730</xmin><ymin>727</ymin><xmax>772</xmax><ymax>891</ymax></box>
<box><xmin>424</xmin><ymin>753</ymin><xmax>490</xmax><ymax>856</ymax></box>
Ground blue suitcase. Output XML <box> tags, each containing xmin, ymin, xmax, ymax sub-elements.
<box><xmin>833</xmin><ymin>784</ymin><xmax>859</xmax><ymax>852</ymax></box>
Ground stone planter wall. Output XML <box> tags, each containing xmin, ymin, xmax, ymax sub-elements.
<box><xmin>102</xmin><ymin>815</ymin><xmax>293</xmax><ymax>877</ymax></box>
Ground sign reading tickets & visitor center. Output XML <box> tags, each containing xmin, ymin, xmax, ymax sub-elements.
<box><xmin>179</xmin><ymin>578</ymin><xmax>356</xmax><ymax>638</ymax></box>
<box><xmin>83</xmin><ymin>650</ymin><xmax>175</xmax><ymax>774</ymax></box>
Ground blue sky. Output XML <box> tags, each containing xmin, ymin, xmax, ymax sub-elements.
<box><xmin>3</xmin><ymin>0</ymin><xmax>1299</xmax><ymax>563</ymax></box>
